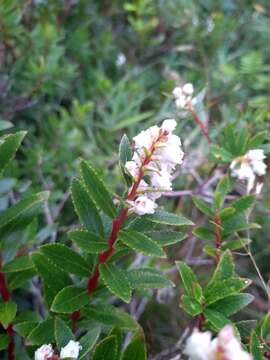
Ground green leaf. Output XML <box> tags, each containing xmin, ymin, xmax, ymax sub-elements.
<box><xmin>83</xmin><ymin>304</ymin><xmax>138</xmax><ymax>330</ymax></box>
<box><xmin>51</xmin><ymin>286</ymin><xmax>89</xmax><ymax>314</ymax></box>
<box><xmin>216</xmin><ymin>175</ymin><xmax>233</xmax><ymax>198</ymax></box>
<box><xmin>205</xmin><ymin>278</ymin><xmax>250</xmax><ymax>305</ymax></box>
<box><xmin>192</xmin><ymin>197</ymin><xmax>213</xmax><ymax>217</ymax></box>
<box><xmin>55</xmin><ymin>317</ymin><xmax>74</xmax><ymax>350</ymax></box>
<box><xmin>119</xmin><ymin>134</ymin><xmax>132</xmax><ymax>164</ymax></box>
<box><xmin>250</xmin><ymin>330</ymin><xmax>264</xmax><ymax>360</ymax></box>
<box><xmin>127</xmin><ymin>268</ymin><xmax>174</xmax><ymax>290</ymax></box>
<box><xmin>176</xmin><ymin>261</ymin><xmax>202</xmax><ymax>300</ymax></box>
<box><xmin>219</xmin><ymin>207</ymin><xmax>236</xmax><ymax>220</ymax></box>
<box><xmin>31</xmin><ymin>252</ymin><xmax>72</xmax><ymax>307</ymax></box>
<box><xmin>109</xmin><ymin>327</ymin><xmax>123</xmax><ymax>360</ymax></box>
<box><xmin>221</xmin><ymin>238</ymin><xmax>251</xmax><ymax>251</ymax></box>
<box><xmin>121</xmin><ymin>334</ymin><xmax>147</xmax><ymax>360</ymax></box>
<box><xmin>13</xmin><ymin>321</ymin><xmax>37</xmax><ymax>338</ymax></box>
<box><xmin>0</xmin><ymin>301</ymin><xmax>17</xmax><ymax>326</ymax></box>
<box><xmin>208</xmin><ymin>250</ymin><xmax>234</xmax><ymax>287</ymax></box>
<box><xmin>40</xmin><ymin>243</ymin><xmax>90</xmax><ymax>277</ymax></box>
<box><xmin>80</xmin><ymin>160</ymin><xmax>116</xmax><ymax>218</ymax></box>
<box><xmin>209</xmin><ymin>145</ymin><xmax>233</xmax><ymax>163</ymax></box>
<box><xmin>232</xmin><ymin>195</ymin><xmax>255</xmax><ymax>213</ymax></box>
<box><xmin>3</xmin><ymin>255</ymin><xmax>34</xmax><ymax>273</ymax></box>
<box><xmin>119</xmin><ymin>230</ymin><xmax>165</xmax><ymax>258</ymax></box>
<box><xmin>68</xmin><ymin>229</ymin><xmax>108</xmax><ymax>254</ymax></box>
<box><xmin>204</xmin><ymin>309</ymin><xmax>231</xmax><ymax>331</ymax></box>
<box><xmin>28</xmin><ymin>318</ymin><xmax>55</xmax><ymax>345</ymax></box>
<box><xmin>100</xmin><ymin>263</ymin><xmax>131</xmax><ymax>303</ymax></box>
<box><xmin>79</xmin><ymin>327</ymin><xmax>101</xmax><ymax>359</ymax></box>
<box><xmin>0</xmin><ymin>131</ymin><xmax>26</xmax><ymax>173</ymax></box>
<box><xmin>0</xmin><ymin>333</ymin><xmax>10</xmax><ymax>350</ymax></box>
<box><xmin>208</xmin><ymin>293</ymin><xmax>254</xmax><ymax>316</ymax></box>
<box><xmin>145</xmin><ymin>210</ymin><xmax>194</xmax><ymax>226</ymax></box>
<box><xmin>112</xmin><ymin>111</ymin><xmax>153</xmax><ymax>131</ymax></box>
<box><xmin>92</xmin><ymin>336</ymin><xmax>118</xmax><ymax>360</ymax></box>
<box><xmin>71</xmin><ymin>178</ymin><xmax>104</xmax><ymax>236</ymax></box>
<box><xmin>0</xmin><ymin>191</ymin><xmax>49</xmax><ymax>229</ymax></box>
<box><xmin>248</xmin><ymin>132</ymin><xmax>267</xmax><ymax>148</ymax></box>
<box><xmin>181</xmin><ymin>295</ymin><xmax>202</xmax><ymax>316</ymax></box>
<box><xmin>193</xmin><ymin>227</ymin><xmax>215</xmax><ymax>241</ymax></box>
<box><xmin>144</xmin><ymin>231</ymin><xmax>187</xmax><ymax>246</ymax></box>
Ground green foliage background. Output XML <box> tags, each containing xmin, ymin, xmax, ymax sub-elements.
<box><xmin>0</xmin><ymin>0</ymin><xmax>270</xmax><ymax>357</ymax></box>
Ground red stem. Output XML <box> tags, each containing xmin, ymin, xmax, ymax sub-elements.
<box><xmin>214</xmin><ymin>213</ymin><xmax>222</xmax><ymax>262</ymax></box>
<box><xmin>188</xmin><ymin>105</ymin><xmax>212</xmax><ymax>144</ymax></box>
<box><xmin>86</xmin><ymin>131</ymin><xmax>165</xmax><ymax>294</ymax></box>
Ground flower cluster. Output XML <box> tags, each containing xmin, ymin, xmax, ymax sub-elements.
<box><xmin>184</xmin><ymin>325</ymin><xmax>252</xmax><ymax>360</ymax></box>
<box><xmin>172</xmin><ymin>83</ymin><xmax>194</xmax><ymax>109</ymax></box>
<box><xmin>35</xmin><ymin>340</ymin><xmax>81</xmax><ymax>360</ymax></box>
<box><xmin>125</xmin><ymin>119</ymin><xmax>184</xmax><ymax>215</ymax></box>
<box><xmin>230</xmin><ymin>149</ymin><xmax>267</xmax><ymax>193</ymax></box>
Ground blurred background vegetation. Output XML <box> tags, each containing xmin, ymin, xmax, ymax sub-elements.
<box><xmin>0</xmin><ymin>0</ymin><xmax>270</xmax><ymax>356</ymax></box>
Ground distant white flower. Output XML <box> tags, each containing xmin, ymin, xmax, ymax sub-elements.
<box><xmin>184</xmin><ymin>329</ymin><xmax>212</xmax><ymax>360</ymax></box>
<box><xmin>116</xmin><ymin>53</ymin><xmax>126</xmax><ymax>67</ymax></box>
<box><xmin>35</xmin><ymin>344</ymin><xmax>54</xmax><ymax>360</ymax></box>
<box><xmin>127</xmin><ymin>195</ymin><xmax>157</xmax><ymax>215</ymax></box>
<box><xmin>172</xmin><ymin>83</ymin><xmax>194</xmax><ymax>109</ymax></box>
<box><xmin>230</xmin><ymin>149</ymin><xmax>267</xmax><ymax>193</ymax></box>
<box><xmin>184</xmin><ymin>326</ymin><xmax>252</xmax><ymax>360</ymax></box>
<box><xmin>60</xmin><ymin>340</ymin><xmax>82</xmax><ymax>359</ymax></box>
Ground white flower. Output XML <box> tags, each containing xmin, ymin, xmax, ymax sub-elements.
<box><xmin>230</xmin><ymin>149</ymin><xmax>267</xmax><ymax>193</ymax></box>
<box><xmin>184</xmin><ymin>329</ymin><xmax>212</xmax><ymax>360</ymax></box>
<box><xmin>185</xmin><ymin>326</ymin><xmax>252</xmax><ymax>360</ymax></box>
<box><xmin>127</xmin><ymin>195</ymin><xmax>157</xmax><ymax>215</ymax></box>
<box><xmin>116</xmin><ymin>53</ymin><xmax>126</xmax><ymax>67</ymax></box>
<box><xmin>35</xmin><ymin>344</ymin><xmax>54</xmax><ymax>360</ymax></box>
<box><xmin>183</xmin><ymin>83</ymin><xmax>194</xmax><ymax>95</ymax></box>
<box><xmin>125</xmin><ymin>119</ymin><xmax>183</xmax><ymax>215</ymax></box>
<box><xmin>60</xmin><ymin>340</ymin><xmax>82</xmax><ymax>359</ymax></box>
<box><xmin>172</xmin><ymin>83</ymin><xmax>194</xmax><ymax>109</ymax></box>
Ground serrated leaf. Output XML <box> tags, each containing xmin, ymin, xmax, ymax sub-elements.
<box><xmin>144</xmin><ymin>231</ymin><xmax>187</xmax><ymax>246</ymax></box>
<box><xmin>13</xmin><ymin>321</ymin><xmax>37</xmax><ymax>338</ymax></box>
<box><xmin>0</xmin><ymin>131</ymin><xmax>26</xmax><ymax>173</ymax></box>
<box><xmin>40</xmin><ymin>243</ymin><xmax>90</xmax><ymax>277</ymax></box>
<box><xmin>79</xmin><ymin>327</ymin><xmax>101</xmax><ymax>359</ymax></box>
<box><xmin>51</xmin><ymin>286</ymin><xmax>89</xmax><ymax>314</ymax></box>
<box><xmin>121</xmin><ymin>334</ymin><xmax>147</xmax><ymax>360</ymax></box>
<box><xmin>92</xmin><ymin>336</ymin><xmax>118</xmax><ymax>360</ymax></box>
<box><xmin>68</xmin><ymin>229</ymin><xmax>108</xmax><ymax>254</ymax></box>
<box><xmin>55</xmin><ymin>317</ymin><xmax>74</xmax><ymax>350</ymax></box>
<box><xmin>0</xmin><ymin>301</ymin><xmax>17</xmax><ymax>326</ymax></box>
<box><xmin>181</xmin><ymin>295</ymin><xmax>202</xmax><ymax>316</ymax></box>
<box><xmin>80</xmin><ymin>160</ymin><xmax>116</xmax><ymax>218</ymax></box>
<box><xmin>192</xmin><ymin>197</ymin><xmax>213</xmax><ymax>217</ymax></box>
<box><xmin>204</xmin><ymin>309</ymin><xmax>231</xmax><ymax>331</ymax></box>
<box><xmin>100</xmin><ymin>263</ymin><xmax>131</xmax><ymax>303</ymax></box>
<box><xmin>83</xmin><ymin>305</ymin><xmax>138</xmax><ymax>330</ymax></box>
<box><xmin>71</xmin><ymin>179</ymin><xmax>104</xmax><ymax>236</ymax></box>
<box><xmin>176</xmin><ymin>261</ymin><xmax>202</xmax><ymax>300</ymax></box>
<box><xmin>208</xmin><ymin>293</ymin><xmax>254</xmax><ymax>316</ymax></box>
<box><xmin>109</xmin><ymin>327</ymin><xmax>123</xmax><ymax>360</ymax></box>
<box><xmin>3</xmin><ymin>255</ymin><xmax>34</xmax><ymax>273</ymax></box>
<box><xmin>28</xmin><ymin>318</ymin><xmax>55</xmax><ymax>345</ymax></box>
<box><xmin>0</xmin><ymin>191</ymin><xmax>49</xmax><ymax>229</ymax></box>
<box><xmin>205</xmin><ymin>278</ymin><xmax>250</xmax><ymax>305</ymax></box>
<box><xmin>145</xmin><ymin>210</ymin><xmax>194</xmax><ymax>226</ymax></box>
<box><xmin>31</xmin><ymin>252</ymin><xmax>72</xmax><ymax>307</ymax></box>
<box><xmin>127</xmin><ymin>268</ymin><xmax>174</xmax><ymax>290</ymax></box>
<box><xmin>9</xmin><ymin>269</ymin><xmax>37</xmax><ymax>291</ymax></box>
<box><xmin>119</xmin><ymin>230</ymin><xmax>165</xmax><ymax>258</ymax></box>
<box><xmin>208</xmin><ymin>250</ymin><xmax>234</xmax><ymax>287</ymax></box>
